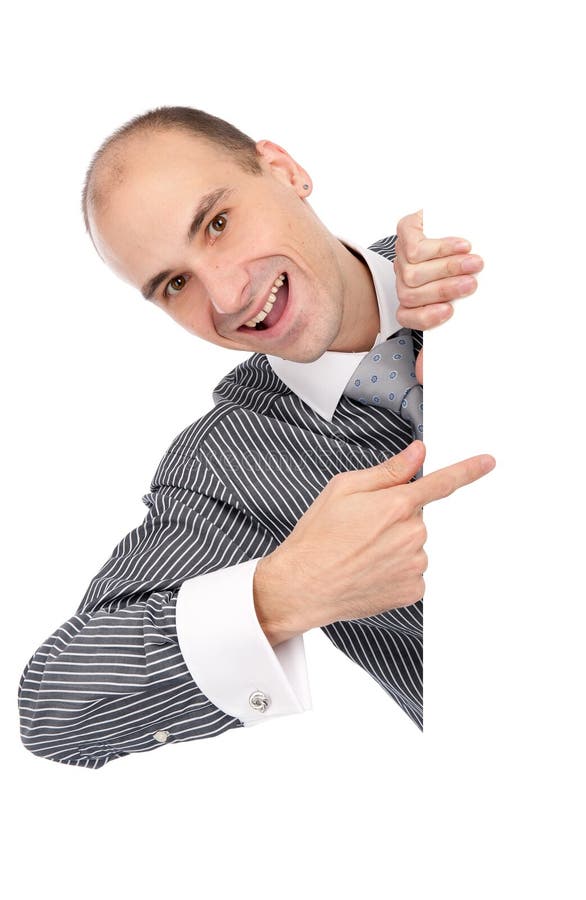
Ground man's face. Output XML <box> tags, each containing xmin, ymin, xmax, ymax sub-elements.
<box><xmin>89</xmin><ymin>130</ymin><xmax>364</xmax><ymax>362</ymax></box>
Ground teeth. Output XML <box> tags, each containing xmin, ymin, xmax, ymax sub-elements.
<box><xmin>244</xmin><ymin>273</ymin><xmax>286</xmax><ymax>328</ymax></box>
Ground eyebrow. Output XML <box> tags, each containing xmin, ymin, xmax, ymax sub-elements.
<box><xmin>140</xmin><ymin>186</ymin><xmax>234</xmax><ymax>301</ymax></box>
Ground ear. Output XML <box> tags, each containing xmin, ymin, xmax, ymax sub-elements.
<box><xmin>255</xmin><ymin>139</ymin><xmax>312</xmax><ymax>198</ymax></box>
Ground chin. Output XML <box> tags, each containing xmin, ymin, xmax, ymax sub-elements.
<box><xmin>280</xmin><ymin>337</ymin><xmax>332</xmax><ymax>363</ymax></box>
<box><xmin>298</xmin><ymin>321</ymin><xmax>340</xmax><ymax>361</ymax></box>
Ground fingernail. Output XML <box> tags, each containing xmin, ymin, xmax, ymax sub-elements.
<box><xmin>454</xmin><ymin>240</ymin><xmax>471</xmax><ymax>252</ymax></box>
<box><xmin>405</xmin><ymin>441</ymin><xmax>423</xmax><ymax>459</ymax></box>
<box><xmin>461</xmin><ymin>255</ymin><xmax>482</xmax><ymax>274</ymax></box>
<box><xmin>459</xmin><ymin>276</ymin><xmax>476</xmax><ymax>295</ymax></box>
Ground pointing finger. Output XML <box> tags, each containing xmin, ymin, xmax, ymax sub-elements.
<box><xmin>408</xmin><ymin>454</ymin><xmax>496</xmax><ymax>507</ymax></box>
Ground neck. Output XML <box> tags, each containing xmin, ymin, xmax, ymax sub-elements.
<box><xmin>328</xmin><ymin>241</ymin><xmax>380</xmax><ymax>352</ymax></box>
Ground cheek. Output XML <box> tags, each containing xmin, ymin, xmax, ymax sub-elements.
<box><xmin>162</xmin><ymin>298</ymin><xmax>208</xmax><ymax>337</ymax></box>
<box><xmin>186</xmin><ymin>309</ymin><xmax>213</xmax><ymax>338</ymax></box>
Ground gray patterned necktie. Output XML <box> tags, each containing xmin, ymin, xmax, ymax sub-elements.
<box><xmin>343</xmin><ymin>328</ymin><xmax>423</xmax><ymax>440</ymax></box>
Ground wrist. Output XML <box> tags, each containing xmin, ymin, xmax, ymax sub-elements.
<box><xmin>253</xmin><ymin>554</ymin><xmax>308</xmax><ymax>647</ymax></box>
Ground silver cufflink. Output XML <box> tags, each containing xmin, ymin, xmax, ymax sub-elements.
<box><xmin>249</xmin><ymin>691</ymin><xmax>271</xmax><ymax>713</ymax></box>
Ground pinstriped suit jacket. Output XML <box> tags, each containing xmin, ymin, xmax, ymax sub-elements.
<box><xmin>18</xmin><ymin>235</ymin><xmax>423</xmax><ymax>769</ymax></box>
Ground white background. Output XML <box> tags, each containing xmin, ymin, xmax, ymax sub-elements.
<box><xmin>2</xmin><ymin>1</ymin><xmax>583</xmax><ymax>897</ymax></box>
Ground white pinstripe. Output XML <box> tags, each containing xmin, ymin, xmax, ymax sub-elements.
<box><xmin>18</xmin><ymin>236</ymin><xmax>423</xmax><ymax>768</ymax></box>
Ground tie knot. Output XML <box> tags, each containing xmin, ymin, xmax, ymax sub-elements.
<box><xmin>343</xmin><ymin>328</ymin><xmax>422</xmax><ymax>426</ymax></box>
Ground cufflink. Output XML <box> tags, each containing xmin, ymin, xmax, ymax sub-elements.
<box><xmin>249</xmin><ymin>691</ymin><xmax>271</xmax><ymax>713</ymax></box>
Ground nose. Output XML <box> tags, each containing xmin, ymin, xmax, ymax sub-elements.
<box><xmin>201</xmin><ymin>265</ymin><xmax>250</xmax><ymax>319</ymax></box>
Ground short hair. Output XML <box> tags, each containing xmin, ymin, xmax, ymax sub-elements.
<box><xmin>81</xmin><ymin>105</ymin><xmax>262</xmax><ymax>233</ymax></box>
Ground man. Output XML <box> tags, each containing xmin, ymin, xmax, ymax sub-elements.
<box><xmin>18</xmin><ymin>106</ymin><xmax>493</xmax><ymax>768</ymax></box>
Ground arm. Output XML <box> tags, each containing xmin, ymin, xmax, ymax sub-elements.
<box><xmin>18</xmin><ymin>468</ymin><xmax>310</xmax><ymax>769</ymax></box>
<box><xmin>176</xmin><ymin>558</ymin><xmax>311</xmax><ymax>722</ymax></box>
<box><xmin>251</xmin><ymin>443</ymin><xmax>494</xmax><ymax>728</ymax></box>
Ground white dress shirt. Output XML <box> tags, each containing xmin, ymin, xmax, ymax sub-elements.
<box><xmin>175</xmin><ymin>237</ymin><xmax>401</xmax><ymax>725</ymax></box>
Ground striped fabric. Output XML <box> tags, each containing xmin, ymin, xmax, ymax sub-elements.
<box><xmin>18</xmin><ymin>235</ymin><xmax>423</xmax><ymax>769</ymax></box>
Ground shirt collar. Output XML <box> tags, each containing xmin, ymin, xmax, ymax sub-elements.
<box><xmin>265</xmin><ymin>236</ymin><xmax>400</xmax><ymax>422</ymax></box>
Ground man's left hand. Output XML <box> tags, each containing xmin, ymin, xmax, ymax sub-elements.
<box><xmin>394</xmin><ymin>209</ymin><xmax>484</xmax><ymax>382</ymax></box>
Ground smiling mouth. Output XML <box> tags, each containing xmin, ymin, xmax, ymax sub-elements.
<box><xmin>237</xmin><ymin>273</ymin><xmax>289</xmax><ymax>333</ymax></box>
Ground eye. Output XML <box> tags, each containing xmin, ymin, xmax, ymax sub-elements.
<box><xmin>164</xmin><ymin>274</ymin><xmax>189</xmax><ymax>299</ymax></box>
<box><xmin>163</xmin><ymin>211</ymin><xmax>228</xmax><ymax>300</ymax></box>
<box><xmin>207</xmin><ymin>212</ymin><xmax>228</xmax><ymax>239</ymax></box>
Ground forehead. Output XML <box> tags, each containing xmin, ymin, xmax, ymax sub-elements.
<box><xmin>95</xmin><ymin>129</ymin><xmax>246</xmax><ymax>212</ymax></box>
<box><xmin>89</xmin><ymin>130</ymin><xmax>252</xmax><ymax>278</ymax></box>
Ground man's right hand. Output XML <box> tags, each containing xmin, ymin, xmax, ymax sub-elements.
<box><xmin>253</xmin><ymin>441</ymin><xmax>495</xmax><ymax>646</ymax></box>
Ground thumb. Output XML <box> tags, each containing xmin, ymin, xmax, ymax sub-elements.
<box><xmin>351</xmin><ymin>441</ymin><xmax>426</xmax><ymax>492</ymax></box>
<box><xmin>397</xmin><ymin>209</ymin><xmax>426</xmax><ymax>260</ymax></box>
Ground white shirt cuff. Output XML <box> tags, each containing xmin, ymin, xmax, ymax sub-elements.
<box><xmin>175</xmin><ymin>557</ymin><xmax>312</xmax><ymax>725</ymax></box>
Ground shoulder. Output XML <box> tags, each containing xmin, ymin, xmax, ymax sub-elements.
<box><xmin>147</xmin><ymin>352</ymin><xmax>290</xmax><ymax>491</ymax></box>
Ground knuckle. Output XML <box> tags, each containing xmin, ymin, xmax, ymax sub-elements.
<box><xmin>391</xmin><ymin>493</ymin><xmax>412</xmax><ymax>521</ymax></box>
<box><xmin>407</xmin><ymin>519</ymin><xmax>424</xmax><ymax>543</ymax></box>
<box><xmin>416</xmin><ymin>549</ymin><xmax>428</xmax><ymax>573</ymax></box>
<box><xmin>405</xmin><ymin>577</ymin><xmax>425</xmax><ymax>605</ymax></box>
<box><xmin>330</xmin><ymin>471</ymin><xmax>354</xmax><ymax>486</ymax></box>
<box><xmin>438</xmin><ymin>281</ymin><xmax>454</xmax><ymax>302</ymax></box>
<box><xmin>378</xmin><ymin>457</ymin><xmax>401</xmax><ymax>480</ymax></box>
<box><xmin>408</xmin><ymin>552</ymin><xmax>423</xmax><ymax>576</ymax></box>
<box><xmin>328</xmin><ymin>471</ymin><xmax>352</xmax><ymax>491</ymax></box>
<box><xmin>396</xmin><ymin>307</ymin><xmax>409</xmax><ymax>327</ymax></box>
<box><xmin>414</xmin><ymin>521</ymin><xmax>427</xmax><ymax>545</ymax></box>
<box><xmin>441</xmin><ymin>475</ymin><xmax>457</xmax><ymax>498</ymax></box>
<box><xmin>437</xmin><ymin>480</ymin><xmax>456</xmax><ymax>501</ymax></box>
<box><xmin>401</xmin><ymin>263</ymin><xmax>419</xmax><ymax>288</ymax></box>
<box><xmin>397</xmin><ymin>285</ymin><xmax>418</xmax><ymax>308</ymax></box>
<box><xmin>404</xmin><ymin>245</ymin><xmax>419</xmax><ymax>265</ymax></box>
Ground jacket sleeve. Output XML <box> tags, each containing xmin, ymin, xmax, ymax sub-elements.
<box><xmin>18</xmin><ymin>459</ymin><xmax>307</xmax><ymax>769</ymax></box>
